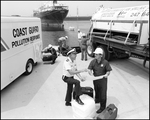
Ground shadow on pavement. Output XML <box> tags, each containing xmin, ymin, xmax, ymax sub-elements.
<box><xmin>109</xmin><ymin>57</ymin><xmax>149</xmax><ymax>81</ymax></box>
<box><xmin>1</xmin><ymin>60</ymin><xmax>60</xmax><ymax>112</ymax></box>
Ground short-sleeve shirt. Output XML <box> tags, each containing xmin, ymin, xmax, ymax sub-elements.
<box><xmin>63</xmin><ymin>57</ymin><xmax>77</xmax><ymax>77</ymax></box>
<box><xmin>58</xmin><ymin>37</ymin><xmax>66</xmax><ymax>42</ymax></box>
<box><xmin>88</xmin><ymin>59</ymin><xmax>112</xmax><ymax>77</ymax></box>
<box><xmin>78</xmin><ymin>32</ymin><xmax>83</xmax><ymax>40</ymax></box>
<box><xmin>43</xmin><ymin>47</ymin><xmax>57</xmax><ymax>56</ymax></box>
<box><xmin>58</xmin><ymin>37</ymin><xmax>67</xmax><ymax>48</ymax></box>
<box><xmin>81</xmin><ymin>37</ymin><xmax>88</xmax><ymax>46</ymax></box>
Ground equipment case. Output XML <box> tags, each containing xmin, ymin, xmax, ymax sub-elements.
<box><xmin>96</xmin><ymin>104</ymin><xmax>118</xmax><ymax>119</ymax></box>
<box><xmin>73</xmin><ymin>87</ymin><xmax>93</xmax><ymax>99</ymax></box>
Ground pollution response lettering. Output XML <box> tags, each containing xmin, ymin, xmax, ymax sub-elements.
<box><xmin>11</xmin><ymin>26</ymin><xmax>40</xmax><ymax>48</ymax></box>
<box><xmin>30</xmin><ymin>34</ymin><xmax>40</xmax><ymax>41</ymax></box>
<box><xmin>13</xmin><ymin>27</ymin><xmax>27</xmax><ymax>38</ymax></box>
<box><xmin>12</xmin><ymin>37</ymin><xmax>30</xmax><ymax>48</ymax></box>
<box><xmin>12</xmin><ymin>34</ymin><xmax>40</xmax><ymax>48</ymax></box>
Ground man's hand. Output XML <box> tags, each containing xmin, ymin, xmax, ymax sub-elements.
<box><xmin>103</xmin><ymin>72</ymin><xmax>110</xmax><ymax>78</ymax></box>
<box><xmin>81</xmin><ymin>78</ymin><xmax>85</xmax><ymax>82</ymax></box>
<box><xmin>80</xmin><ymin>68</ymin><xmax>88</xmax><ymax>73</ymax></box>
<box><xmin>80</xmin><ymin>76</ymin><xmax>86</xmax><ymax>82</ymax></box>
<box><xmin>79</xmin><ymin>74</ymin><xmax>86</xmax><ymax>82</ymax></box>
<box><xmin>84</xmin><ymin>68</ymin><xmax>89</xmax><ymax>72</ymax></box>
<box><xmin>87</xmin><ymin>69</ymin><xmax>93</xmax><ymax>76</ymax></box>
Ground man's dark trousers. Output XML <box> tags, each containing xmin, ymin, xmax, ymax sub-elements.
<box><xmin>81</xmin><ymin>45</ymin><xmax>87</xmax><ymax>60</ymax></box>
<box><xmin>63</xmin><ymin>76</ymin><xmax>82</xmax><ymax>102</ymax></box>
<box><xmin>93</xmin><ymin>78</ymin><xmax>107</xmax><ymax>109</ymax></box>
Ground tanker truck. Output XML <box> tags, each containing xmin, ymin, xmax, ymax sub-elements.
<box><xmin>87</xmin><ymin>5</ymin><xmax>149</xmax><ymax>67</ymax></box>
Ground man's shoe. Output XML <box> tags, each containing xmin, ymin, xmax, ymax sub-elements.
<box><xmin>65</xmin><ymin>102</ymin><xmax>71</xmax><ymax>106</ymax></box>
<box><xmin>95</xmin><ymin>100</ymin><xmax>100</xmax><ymax>103</ymax></box>
<box><xmin>96</xmin><ymin>108</ymin><xmax>104</xmax><ymax>114</ymax></box>
<box><xmin>76</xmin><ymin>98</ymin><xmax>84</xmax><ymax>105</ymax></box>
<box><xmin>51</xmin><ymin>61</ymin><xmax>55</xmax><ymax>64</ymax></box>
<box><xmin>95</xmin><ymin>98</ymin><xmax>100</xmax><ymax>103</ymax></box>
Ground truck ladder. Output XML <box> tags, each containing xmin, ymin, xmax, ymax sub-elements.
<box><xmin>124</xmin><ymin>20</ymin><xmax>136</xmax><ymax>45</ymax></box>
<box><xmin>103</xmin><ymin>20</ymin><xmax>113</xmax><ymax>41</ymax></box>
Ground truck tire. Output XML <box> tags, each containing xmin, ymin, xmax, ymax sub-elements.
<box><xmin>100</xmin><ymin>45</ymin><xmax>112</xmax><ymax>61</ymax></box>
<box><xmin>25</xmin><ymin>60</ymin><xmax>33</xmax><ymax>75</ymax></box>
<box><xmin>87</xmin><ymin>44</ymin><xmax>94</xmax><ymax>57</ymax></box>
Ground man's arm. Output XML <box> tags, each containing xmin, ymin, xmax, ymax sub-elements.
<box><xmin>41</xmin><ymin>47</ymin><xmax>47</xmax><ymax>53</ymax></box>
<box><xmin>51</xmin><ymin>48</ymin><xmax>56</xmax><ymax>55</ymax></box>
<box><xmin>103</xmin><ymin>71</ymin><xmax>110</xmax><ymax>78</ymax></box>
<box><xmin>75</xmin><ymin>73</ymin><xmax>85</xmax><ymax>82</ymax></box>
<box><xmin>42</xmin><ymin>52</ymin><xmax>52</xmax><ymax>56</ymax></box>
<box><xmin>42</xmin><ymin>48</ymin><xmax>52</xmax><ymax>56</ymax></box>
<box><xmin>87</xmin><ymin>69</ymin><xmax>105</xmax><ymax>79</ymax></box>
<box><xmin>93</xmin><ymin>71</ymin><xmax>111</xmax><ymax>79</ymax></box>
<box><xmin>87</xmin><ymin>69</ymin><xmax>93</xmax><ymax>76</ymax></box>
<box><xmin>68</xmin><ymin>68</ymin><xmax>87</xmax><ymax>75</ymax></box>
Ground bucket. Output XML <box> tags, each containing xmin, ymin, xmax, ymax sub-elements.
<box><xmin>72</xmin><ymin>94</ymin><xmax>96</xmax><ymax>118</ymax></box>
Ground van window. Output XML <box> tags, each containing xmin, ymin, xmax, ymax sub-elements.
<box><xmin>1</xmin><ymin>43</ymin><xmax>6</xmax><ymax>52</ymax></box>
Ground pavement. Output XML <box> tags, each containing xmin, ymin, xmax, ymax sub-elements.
<box><xmin>1</xmin><ymin>53</ymin><xmax>149</xmax><ymax>119</ymax></box>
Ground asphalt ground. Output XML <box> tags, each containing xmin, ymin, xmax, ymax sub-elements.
<box><xmin>1</xmin><ymin>53</ymin><xmax>149</xmax><ymax>119</ymax></box>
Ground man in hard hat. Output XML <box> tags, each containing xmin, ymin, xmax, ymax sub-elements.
<box><xmin>41</xmin><ymin>44</ymin><xmax>57</xmax><ymax>64</ymax></box>
<box><xmin>62</xmin><ymin>48</ymin><xmax>87</xmax><ymax>106</ymax></box>
<box><xmin>77</xmin><ymin>29</ymin><xmax>83</xmax><ymax>42</ymax></box>
<box><xmin>58</xmin><ymin>36</ymin><xmax>69</xmax><ymax>56</ymax></box>
<box><xmin>87</xmin><ymin>47</ymin><xmax>112</xmax><ymax>113</ymax></box>
<box><xmin>77</xmin><ymin>29</ymin><xmax>84</xmax><ymax>54</ymax></box>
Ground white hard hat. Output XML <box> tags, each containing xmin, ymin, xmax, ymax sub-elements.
<box><xmin>93</xmin><ymin>48</ymin><xmax>103</xmax><ymax>54</ymax></box>
<box><xmin>48</xmin><ymin>44</ymin><xmax>52</xmax><ymax>48</ymax></box>
<box><xmin>78</xmin><ymin>29</ymin><xmax>80</xmax><ymax>32</ymax></box>
<box><xmin>65</xmin><ymin>36</ymin><xmax>68</xmax><ymax>39</ymax></box>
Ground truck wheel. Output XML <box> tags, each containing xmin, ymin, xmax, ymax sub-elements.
<box><xmin>87</xmin><ymin>44</ymin><xmax>94</xmax><ymax>57</ymax></box>
<box><xmin>25</xmin><ymin>60</ymin><xmax>33</xmax><ymax>75</ymax></box>
<box><xmin>100</xmin><ymin>46</ymin><xmax>112</xmax><ymax>61</ymax></box>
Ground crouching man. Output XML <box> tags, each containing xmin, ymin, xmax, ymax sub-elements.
<box><xmin>41</xmin><ymin>44</ymin><xmax>57</xmax><ymax>64</ymax></box>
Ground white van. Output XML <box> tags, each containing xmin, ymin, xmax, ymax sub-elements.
<box><xmin>1</xmin><ymin>16</ymin><xmax>43</xmax><ymax>90</ymax></box>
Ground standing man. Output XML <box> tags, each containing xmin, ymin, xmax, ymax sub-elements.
<box><xmin>41</xmin><ymin>44</ymin><xmax>57</xmax><ymax>64</ymax></box>
<box><xmin>87</xmin><ymin>47</ymin><xmax>112</xmax><ymax>113</ymax></box>
<box><xmin>62</xmin><ymin>48</ymin><xmax>87</xmax><ymax>106</ymax></box>
<box><xmin>80</xmin><ymin>33</ymin><xmax>89</xmax><ymax>61</ymax></box>
<box><xmin>58</xmin><ymin>36</ymin><xmax>69</xmax><ymax>56</ymax></box>
<box><xmin>77</xmin><ymin>29</ymin><xmax>83</xmax><ymax>42</ymax></box>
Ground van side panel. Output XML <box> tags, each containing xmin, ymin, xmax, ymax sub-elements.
<box><xmin>1</xmin><ymin>17</ymin><xmax>43</xmax><ymax>90</ymax></box>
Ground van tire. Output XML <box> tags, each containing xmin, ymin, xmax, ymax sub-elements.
<box><xmin>87</xmin><ymin>44</ymin><xmax>94</xmax><ymax>57</ymax></box>
<box><xmin>25</xmin><ymin>60</ymin><xmax>33</xmax><ymax>75</ymax></box>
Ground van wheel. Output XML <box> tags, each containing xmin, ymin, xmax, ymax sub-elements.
<box><xmin>87</xmin><ymin>44</ymin><xmax>94</xmax><ymax>57</ymax></box>
<box><xmin>25</xmin><ymin>60</ymin><xmax>33</xmax><ymax>75</ymax></box>
<box><xmin>100</xmin><ymin>45</ymin><xmax>112</xmax><ymax>61</ymax></box>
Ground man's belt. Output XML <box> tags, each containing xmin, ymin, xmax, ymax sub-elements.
<box><xmin>62</xmin><ymin>75</ymin><xmax>73</xmax><ymax>80</ymax></box>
